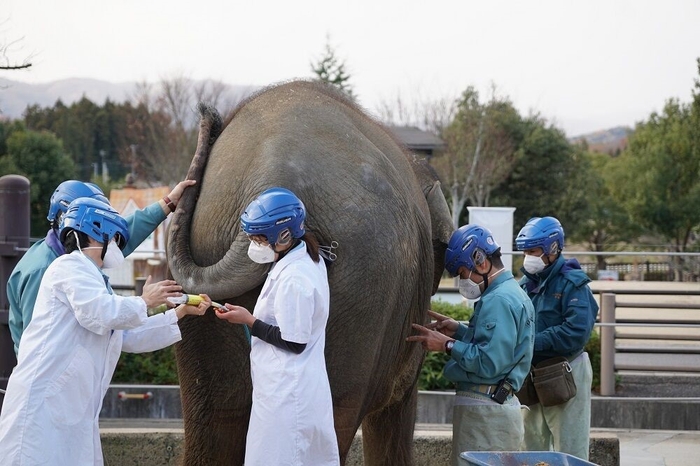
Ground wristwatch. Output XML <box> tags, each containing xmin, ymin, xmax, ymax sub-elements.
<box><xmin>445</xmin><ymin>339</ymin><xmax>455</xmax><ymax>355</ymax></box>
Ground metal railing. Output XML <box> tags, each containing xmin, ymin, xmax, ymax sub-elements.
<box><xmin>595</xmin><ymin>288</ymin><xmax>700</xmax><ymax>395</ymax></box>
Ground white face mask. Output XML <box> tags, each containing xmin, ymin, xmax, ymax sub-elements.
<box><xmin>82</xmin><ymin>239</ymin><xmax>125</xmax><ymax>269</ymax></box>
<box><xmin>102</xmin><ymin>241</ymin><xmax>125</xmax><ymax>269</ymax></box>
<box><xmin>523</xmin><ymin>254</ymin><xmax>546</xmax><ymax>274</ymax></box>
<box><xmin>458</xmin><ymin>277</ymin><xmax>482</xmax><ymax>300</ymax></box>
<box><xmin>247</xmin><ymin>241</ymin><xmax>276</xmax><ymax>264</ymax></box>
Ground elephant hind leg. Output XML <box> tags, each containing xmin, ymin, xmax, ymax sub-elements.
<box><xmin>360</xmin><ymin>387</ymin><xmax>417</xmax><ymax>466</ymax></box>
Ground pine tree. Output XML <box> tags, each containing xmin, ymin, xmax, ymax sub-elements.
<box><xmin>311</xmin><ymin>39</ymin><xmax>353</xmax><ymax>98</ymax></box>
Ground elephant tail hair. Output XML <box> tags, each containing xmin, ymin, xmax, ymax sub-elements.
<box><xmin>197</xmin><ymin>101</ymin><xmax>223</xmax><ymax>146</ymax></box>
<box><xmin>183</xmin><ymin>103</ymin><xmax>222</xmax><ymax>184</ymax></box>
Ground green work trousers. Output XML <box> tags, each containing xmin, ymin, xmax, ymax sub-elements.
<box><xmin>521</xmin><ymin>352</ymin><xmax>593</xmax><ymax>460</ymax></box>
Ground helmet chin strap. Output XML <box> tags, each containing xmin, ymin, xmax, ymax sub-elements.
<box><xmin>100</xmin><ymin>233</ymin><xmax>109</xmax><ymax>260</ymax></box>
<box><xmin>481</xmin><ymin>261</ymin><xmax>506</xmax><ymax>290</ymax></box>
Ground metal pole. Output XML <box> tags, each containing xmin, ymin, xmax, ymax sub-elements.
<box><xmin>100</xmin><ymin>149</ymin><xmax>108</xmax><ymax>184</ymax></box>
<box><xmin>130</xmin><ymin>144</ymin><xmax>138</xmax><ymax>179</ymax></box>
<box><xmin>0</xmin><ymin>175</ymin><xmax>30</xmax><ymax>404</ymax></box>
<box><xmin>600</xmin><ymin>293</ymin><xmax>616</xmax><ymax>396</ymax></box>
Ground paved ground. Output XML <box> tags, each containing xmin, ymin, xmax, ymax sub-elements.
<box><xmin>594</xmin><ymin>428</ymin><xmax>700</xmax><ymax>466</ymax></box>
<box><xmin>99</xmin><ymin>420</ymin><xmax>700</xmax><ymax>465</ymax></box>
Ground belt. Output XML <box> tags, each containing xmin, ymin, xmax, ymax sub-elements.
<box><xmin>461</xmin><ymin>383</ymin><xmax>513</xmax><ymax>397</ymax></box>
<box><xmin>567</xmin><ymin>350</ymin><xmax>584</xmax><ymax>363</ymax></box>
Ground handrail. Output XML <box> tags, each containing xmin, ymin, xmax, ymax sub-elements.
<box><xmin>595</xmin><ymin>322</ymin><xmax>700</xmax><ymax>328</ymax></box>
<box><xmin>500</xmin><ymin>250</ymin><xmax>700</xmax><ymax>257</ymax></box>
<box><xmin>439</xmin><ymin>285</ymin><xmax>700</xmax><ymax>297</ymax></box>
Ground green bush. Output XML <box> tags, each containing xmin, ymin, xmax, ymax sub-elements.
<box><xmin>418</xmin><ymin>299</ymin><xmax>473</xmax><ymax>391</ymax></box>
<box><xmin>419</xmin><ymin>300</ymin><xmax>603</xmax><ymax>393</ymax></box>
<box><xmin>585</xmin><ymin>329</ymin><xmax>602</xmax><ymax>391</ymax></box>
<box><xmin>112</xmin><ymin>346</ymin><xmax>179</xmax><ymax>385</ymax></box>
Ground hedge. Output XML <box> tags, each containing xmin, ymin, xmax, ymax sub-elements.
<box><xmin>113</xmin><ymin>299</ymin><xmax>602</xmax><ymax>393</ymax></box>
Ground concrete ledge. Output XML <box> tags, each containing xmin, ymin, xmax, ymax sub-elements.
<box><xmin>101</xmin><ymin>428</ymin><xmax>619</xmax><ymax>466</ymax></box>
<box><xmin>592</xmin><ymin>397</ymin><xmax>700</xmax><ymax>430</ymax></box>
<box><xmin>102</xmin><ymin>386</ymin><xmax>700</xmax><ymax>431</ymax></box>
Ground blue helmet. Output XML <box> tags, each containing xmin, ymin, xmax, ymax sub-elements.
<box><xmin>48</xmin><ymin>180</ymin><xmax>110</xmax><ymax>224</ymax></box>
<box><xmin>445</xmin><ymin>224</ymin><xmax>500</xmax><ymax>277</ymax></box>
<box><xmin>240</xmin><ymin>187</ymin><xmax>306</xmax><ymax>246</ymax></box>
<box><xmin>59</xmin><ymin>198</ymin><xmax>129</xmax><ymax>250</ymax></box>
<box><xmin>515</xmin><ymin>216</ymin><xmax>565</xmax><ymax>255</ymax></box>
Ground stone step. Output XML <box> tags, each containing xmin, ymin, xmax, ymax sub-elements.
<box><xmin>616</xmin><ymin>339</ymin><xmax>700</xmax><ymax>352</ymax></box>
<box><xmin>615</xmin><ymin>352</ymin><xmax>700</xmax><ymax>372</ymax></box>
<box><xmin>615</xmin><ymin>371</ymin><xmax>700</xmax><ymax>397</ymax></box>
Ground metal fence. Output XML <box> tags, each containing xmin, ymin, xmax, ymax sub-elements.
<box><xmin>593</xmin><ymin>287</ymin><xmax>700</xmax><ymax>396</ymax></box>
<box><xmin>504</xmin><ymin>249</ymin><xmax>700</xmax><ymax>282</ymax></box>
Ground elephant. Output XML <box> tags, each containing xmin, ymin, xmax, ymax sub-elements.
<box><xmin>167</xmin><ymin>80</ymin><xmax>454</xmax><ymax>465</ymax></box>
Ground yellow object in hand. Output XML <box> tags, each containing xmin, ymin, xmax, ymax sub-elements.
<box><xmin>168</xmin><ymin>294</ymin><xmax>205</xmax><ymax>306</ymax></box>
<box><xmin>167</xmin><ymin>294</ymin><xmax>225</xmax><ymax>309</ymax></box>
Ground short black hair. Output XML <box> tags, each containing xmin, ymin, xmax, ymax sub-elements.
<box><xmin>489</xmin><ymin>250</ymin><xmax>504</xmax><ymax>269</ymax></box>
<box><xmin>62</xmin><ymin>229</ymin><xmax>91</xmax><ymax>254</ymax></box>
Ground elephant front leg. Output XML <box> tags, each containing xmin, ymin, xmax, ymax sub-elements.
<box><xmin>181</xmin><ymin>405</ymin><xmax>250</xmax><ymax>465</ymax></box>
<box><xmin>176</xmin><ymin>317</ymin><xmax>253</xmax><ymax>465</ymax></box>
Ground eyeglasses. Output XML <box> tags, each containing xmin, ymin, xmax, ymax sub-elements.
<box><xmin>246</xmin><ymin>234</ymin><xmax>269</xmax><ymax>246</ymax></box>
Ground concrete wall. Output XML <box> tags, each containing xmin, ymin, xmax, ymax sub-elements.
<box><xmin>101</xmin><ymin>385</ymin><xmax>182</xmax><ymax>419</ymax></box>
<box><xmin>104</xmin><ymin>386</ymin><xmax>700</xmax><ymax>431</ymax></box>
<box><xmin>592</xmin><ymin>398</ymin><xmax>700</xmax><ymax>430</ymax></box>
<box><xmin>101</xmin><ymin>430</ymin><xmax>619</xmax><ymax>466</ymax></box>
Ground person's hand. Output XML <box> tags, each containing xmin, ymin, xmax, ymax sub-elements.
<box><xmin>167</xmin><ymin>179</ymin><xmax>196</xmax><ymax>205</ymax></box>
<box><xmin>176</xmin><ymin>293</ymin><xmax>211</xmax><ymax>320</ymax></box>
<box><xmin>424</xmin><ymin>310</ymin><xmax>459</xmax><ymax>337</ymax></box>
<box><xmin>215</xmin><ymin>303</ymin><xmax>256</xmax><ymax>327</ymax></box>
<box><xmin>406</xmin><ymin>323</ymin><xmax>452</xmax><ymax>352</ymax></box>
<box><xmin>140</xmin><ymin>275</ymin><xmax>183</xmax><ymax>309</ymax></box>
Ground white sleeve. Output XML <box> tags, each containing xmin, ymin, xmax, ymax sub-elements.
<box><xmin>53</xmin><ymin>257</ymin><xmax>147</xmax><ymax>335</ymax></box>
<box><xmin>121</xmin><ymin>309</ymin><xmax>182</xmax><ymax>353</ymax></box>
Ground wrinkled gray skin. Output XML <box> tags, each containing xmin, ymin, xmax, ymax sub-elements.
<box><xmin>167</xmin><ymin>80</ymin><xmax>454</xmax><ymax>465</ymax></box>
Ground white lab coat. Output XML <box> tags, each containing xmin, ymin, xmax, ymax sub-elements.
<box><xmin>245</xmin><ymin>242</ymin><xmax>339</xmax><ymax>466</ymax></box>
<box><xmin>0</xmin><ymin>251</ymin><xmax>182</xmax><ymax>466</ymax></box>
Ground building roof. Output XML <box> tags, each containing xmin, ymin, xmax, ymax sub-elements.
<box><xmin>389</xmin><ymin>126</ymin><xmax>445</xmax><ymax>151</ymax></box>
<box><xmin>110</xmin><ymin>186</ymin><xmax>170</xmax><ymax>216</ymax></box>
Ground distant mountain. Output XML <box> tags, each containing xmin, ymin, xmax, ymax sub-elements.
<box><xmin>0</xmin><ymin>77</ymin><xmax>258</xmax><ymax>120</ymax></box>
<box><xmin>569</xmin><ymin>126</ymin><xmax>633</xmax><ymax>156</ymax></box>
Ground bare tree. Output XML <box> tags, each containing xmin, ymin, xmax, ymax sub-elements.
<box><xmin>0</xmin><ymin>39</ymin><xmax>31</xmax><ymax>70</ymax></box>
<box><xmin>375</xmin><ymin>88</ymin><xmax>456</xmax><ymax>136</ymax></box>
<box><xmin>125</xmin><ymin>74</ymin><xmax>247</xmax><ymax>185</ymax></box>
<box><xmin>0</xmin><ymin>20</ymin><xmax>33</xmax><ymax>71</ymax></box>
<box><xmin>431</xmin><ymin>85</ymin><xmax>521</xmax><ymax>228</ymax></box>
<box><xmin>193</xmin><ymin>79</ymin><xmax>248</xmax><ymax>121</ymax></box>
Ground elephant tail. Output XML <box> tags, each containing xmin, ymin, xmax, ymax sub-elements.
<box><xmin>177</xmin><ymin>101</ymin><xmax>221</xmax><ymax>214</ymax></box>
<box><xmin>167</xmin><ymin>103</ymin><xmax>222</xmax><ymax>285</ymax></box>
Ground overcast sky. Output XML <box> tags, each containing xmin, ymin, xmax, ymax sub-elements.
<box><xmin>4</xmin><ymin>0</ymin><xmax>700</xmax><ymax>136</ymax></box>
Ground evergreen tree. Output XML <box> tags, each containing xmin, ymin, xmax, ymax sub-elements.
<box><xmin>2</xmin><ymin>127</ymin><xmax>76</xmax><ymax>236</ymax></box>
<box><xmin>311</xmin><ymin>39</ymin><xmax>354</xmax><ymax>97</ymax></box>
<box><xmin>490</xmin><ymin>116</ymin><xmax>577</xmax><ymax>231</ymax></box>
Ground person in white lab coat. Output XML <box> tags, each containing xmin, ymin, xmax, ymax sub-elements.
<box><xmin>215</xmin><ymin>187</ymin><xmax>339</xmax><ymax>466</ymax></box>
<box><xmin>0</xmin><ymin>197</ymin><xmax>210</xmax><ymax>466</ymax></box>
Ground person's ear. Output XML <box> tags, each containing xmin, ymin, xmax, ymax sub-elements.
<box><xmin>476</xmin><ymin>258</ymin><xmax>492</xmax><ymax>274</ymax></box>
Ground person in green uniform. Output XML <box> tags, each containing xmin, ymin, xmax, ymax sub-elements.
<box><xmin>408</xmin><ymin>224</ymin><xmax>534</xmax><ymax>465</ymax></box>
<box><xmin>516</xmin><ymin>216</ymin><xmax>599</xmax><ymax>460</ymax></box>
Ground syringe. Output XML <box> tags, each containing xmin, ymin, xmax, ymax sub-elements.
<box><xmin>167</xmin><ymin>294</ymin><xmax>226</xmax><ymax>310</ymax></box>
